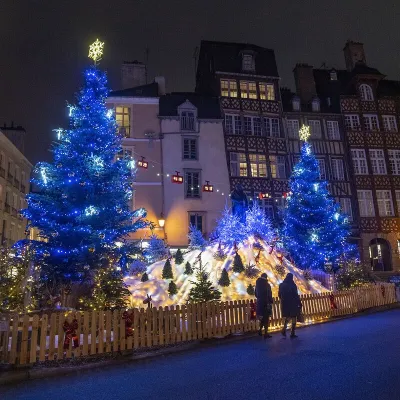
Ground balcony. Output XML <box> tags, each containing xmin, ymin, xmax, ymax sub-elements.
<box><xmin>0</xmin><ymin>168</ymin><xmax>5</xmax><ymax>178</ymax></box>
<box><xmin>4</xmin><ymin>203</ymin><xmax>10</xmax><ymax>213</ymax></box>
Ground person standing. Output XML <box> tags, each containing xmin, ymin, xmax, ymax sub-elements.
<box><xmin>278</xmin><ymin>273</ymin><xmax>302</xmax><ymax>338</ymax></box>
<box><xmin>255</xmin><ymin>273</ymin><xmax>273</xmax><ymax>339</ymax></box>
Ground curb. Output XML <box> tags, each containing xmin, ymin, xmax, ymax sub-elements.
<box><xmin>1</xmin><ymin>303</ymin><xmax>398</xmax><ymax>386</ymax></box>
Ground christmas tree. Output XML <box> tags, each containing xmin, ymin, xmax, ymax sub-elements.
<box><xmin>213</xmin><ymin>207</ymin><xmax>246</xmax><ymax>248</ymax></box>
<box><xmin>16</xmin><ymin>40</ymin><xmax>147</xmax><ymax>297</ymax></box>
<box><xmin>218</xmin><ymin>268</ymin><xmax>230</xmax><ymax>287</ymax></box>
<box><xmin>188</xmin><ymin>258</ymin><xmax>221</xmax><ymax>302</ymax></box>
<box><xmin>168</xmin><ymin>281</ymin><xmax>178</xmax><ymax>296</ymax></box>
<box><xmin>282</xmin><ymin>125</ymin><xmax>354</xmax><ymax>270</ymax></box>
<box><xmin>246</xmin><ymin>284</ymin><xmax>255</xmax><ymax>296</ymax></box>
<box><xmin>141</xmin><ymin>272</ymin><xmax>149</xmax><ymax>282</ymax></box>
<box><xmin>232</xmin><ymin>252</ymin><xmax>245</xmax><ymax>273</ymax></box>
<box><xmin>188</xmin><ymin>225</ymin><xmax>207</xmax><ymax>250</ymax></box>
<box><xmin>145</xmin><ymin>234</ymin><xmax>168</xmax><ymax>264</ymax></box>
<box><xmin>245</xmin><ymin>203</ymin><xmax>274</xmax><ymax>242</ymax></box>
<box><xmin>162</xmin><ymin>259</ymin><xmax>173</xmax><ymax>279</ymax></box>
<box><xmin>335</xmin><ymin>260</ymin><xmax>372</xmax><ymax>290</ymax></box>
<box><xmin>174</xmin><ymin>249</ymin><xmax>184</xmax><ymax>265</ymax></box>
<box><xmin>184</xmin><ymin>261</ymin><xmax>193</xmax><ymax>275</ymax></box>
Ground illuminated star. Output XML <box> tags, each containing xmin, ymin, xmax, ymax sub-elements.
<box><xmin>88</xmin><ymin>39</ymin><xmax>105</xmax><ymax>63</ymax></box>
<box><xmin>299</xmin><ymin>124</ymin><xmax>311</xmax><ymax>142</ymax></box>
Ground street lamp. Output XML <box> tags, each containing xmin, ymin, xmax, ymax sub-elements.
<box><xmin>158</xmin><ymin>213</ymin><xmax>165</xmax><ymax>228</ymax></box>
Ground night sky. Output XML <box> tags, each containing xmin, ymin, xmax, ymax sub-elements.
<box><xmin>1</xmin><ymin>1</ymin><xmax>399</xmax><ymax>165</ymax></box>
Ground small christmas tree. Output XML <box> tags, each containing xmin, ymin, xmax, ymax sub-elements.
<box><xmin>335</xmin><ymin>260</ymin><xmax>372</xmax><ymax>290</ymax></box>
<box><xmin>146</xmin><ymin>234</ymin><xmax>168</xmax><ymax>264</ymax></box>
<box><xmin>218</xmin><ymin>268</ymin><xmax>230</xmax><ymax>287</ymax></box>
<box><xmin>129</xmin><ymin>259</ymin><xmax>147</xmax><ymax>276</ymax></box>
<box><xmin>188</xmin><ymin>225</ymin><xmax>207</xmax><ymax>250</ymax></box>
<box><xmin>213</xmin><ymin>207</ymin><xmax>246</xmax><ymax>248</ymax></box>
<box><xmin>168</xmin><ymin>281</ymin><xmax>178</xmax><ymax>296</ymax></box>
<box><xmin>232</xmin><ymin>252</ymin><xmax>245</xmax><ymax>273</ymax></box>
<box><xmin>141</xmin><ymin>272</ymin><xmax>149</xmax><ymax>282</ymax></box>
<box><xmin>174</xmin><ymin>249</ymin><xmax>184</xmax><ymax>265</ymax></box>
<box><xmin>244</xmin><ymin>263</ymin><xmax>259</xmax><ymax>278</ymax></box>
<box><xmin>184</xmin><ymin>261</ymin><xmax>193</xmax><ymax>275</ymax></box>
<box><xmin>162</xmin><ymin>259</ymin><xmax>173</xmax><ymax>279</ymax></box>
<box><xmin>247</xmin><ymin>284</ymin><xmax>255</xmax><ymax>296</ymax></box>
<box><xmin>80</xmin><ymin>266</ymin><xmax>131</xmax><ymax>310</ymax></box>
<box><xmin>188</xmin><ymin>258</ymin><xmax>221</xmax><ymax>302</ymax></box>
<box><xmin>245</xmin><ymin>203</ymin><xmax>274</xmax><ymax>242</ymax></box>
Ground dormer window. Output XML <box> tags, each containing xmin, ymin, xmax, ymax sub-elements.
<box><xmin>178</xmin><ymin>100</ymin><xmax>197</xmax><ymax>132</ymax></box>
<box><xmin>360</xmin><ymin>84</ymin><xmax>374</xmax><ymax>101</ymax></box>
<box><xmin>330</xmin><ymin>70</ymin><xmax>337</xmax><ymax>81</ymax></box>
<box><xmin>242</xmin><ymin>53</ymin><xmax>255</xmax><ymax>71</ymax></box>
<box><xmin>292</xmin><ymin>97</ymin><xmax>300</xmax><ymax>111</ymax></box>
<box><xmin>312</xmin><ymin>98</ymin><xmax>320</xmax><ymax>112</ymax></box>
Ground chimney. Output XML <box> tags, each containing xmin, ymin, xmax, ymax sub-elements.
<box><xmin>154</xmin><ymin>76</ymin><xmax>166</xmax><ymax>96</ymax></box>
<box><xmin>343</xmin><ymin>40</ymin><xmax>366</xmax><ymax>71</ymax></box>
<box><xmin>121</xmin><ymin>61</ymin><xmax>146</xmax><ymax>89</ymax></box>
<box><xmin>293</xmin><ymin>64</ymin><xmax>316</xmax><ymax>104</ymax></box>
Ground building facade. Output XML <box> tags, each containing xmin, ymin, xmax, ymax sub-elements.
<box><xmin>195</xmin><ymin>41</ymin><xmax>288</xmax><ymax>220</ymax></box>
<box><xmin>159</xmin><ymin>93</ymin><xmax>230</xmax><ymax>245</ymax></box>
<box><xmin>0</xmin><ymin>129</ymin><xmax>32</xmax><ymax>246</ymax></box>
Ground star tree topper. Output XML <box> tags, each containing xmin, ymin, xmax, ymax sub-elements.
<box><xmin>88</xmin><ymin>39</ymin><xmax>105</xmax><ymax>63</ymax></box>
<box><xmin>299</xmin><ymin>124</ymin><xmax>311</xmax><ymax>142</ymax></box>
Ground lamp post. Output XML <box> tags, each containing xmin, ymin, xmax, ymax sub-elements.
<box><xmin>158</xmin><ymin>213</ymin><xmax>167</xmax><ymax>241</ymax></box>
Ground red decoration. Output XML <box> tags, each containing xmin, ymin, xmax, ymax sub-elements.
<box><xmin>202</xmin><ymin>180</ymin><xmax>214</xmax><ymax>192</ymax></box>
<box><xmin>283</xmin><ymin>191</ymin><xmax>292</xmax><ymax>199</ymax></box>
<box><xmin>329</xmin><ymin>294</ymin><xmax>337</xmax><ymax>310</ymax></box>
<box><xmin>258</xmin><ymin>193</ymin><xmax>270</xmax><ymax>200</ymax></box>
<box><xmin>250</xmin><ymin>301</ymin><xmax>257</xmax><ymax>320</ymax></box>
<box><xmin>172</xmin><ymin>171</ymin><xmax>183</xmax><ymax>184</ymax></box>
<box><xmin>138</xmin><ymin>157</ymin><xmax>148</xmax><ymax>169</ymax></box>
<box><xmin>381</xmin><ymin>285</ymin><xmax>385</xmax><ymax>298</ymax></box>
<box><xmin>63</xmin><ymin>319</ymin><xmax>79</xmax><ymax>349</ymax></box>
<box><xmin>122</xmin><ymin>311</ymin><xmax>134</xmax><ymax>337</ymax></box>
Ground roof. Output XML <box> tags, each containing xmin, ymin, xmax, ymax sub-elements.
<box><xmin>378</xmin><ymin>80</ymin><xmax>400</xmax><ymax>96</ymax></box>
<box><xmin>109</xmin><ymin>82</ymin><xmax>159</xmax><ymax>97</ymax></box>
<box><xmin>159</xmin><ymin>93</ymin><xmax>221</xmax><ymax>119</ymax></box>
<box><xmin>199</xmin><ymin>40</ymin><xmax>279</xmax><ymax>77</ymax></box>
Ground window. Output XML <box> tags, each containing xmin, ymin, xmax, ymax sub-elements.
<box><xmin>264</xmin><ymin>117</ymin><xmax>280</xmax><ymax>137</ymax></box>
<box><xmin>395</xmin><ymin>191</ymin><xmax>400</xmax><ymax>215</ymax></box>
<box><xmin>115</xmin><ymin>106</ymin><xmax>130</xmax><ymax>136</ymax></box>
<box><xmin>249</xmin><ymin>154</ymin><xmax>267</xmax><ymax>177</ymax></box>
<box><xmin>269</xmin><ymin>155</ymin><xmax>286</xmax><ymax>179</ymax></box>
<box><xmin>230</xmin><ymin>153</ymin><xmax>247</xmax><ymax>177</ymax></box>
<box><xmin>376</xmin><ymin>190</ymin><xmax>394</xmax><ymax>216</ymax></box>
<box><xmin>259</xmin><ymin>83</ymin><xmax>275</xmax><ymax>101</ymax></box>
<box><xmin>357</xmin><ymin>190</ymin><xmax>375</xmax><ymax>217</ymax></box>
<box><xmin>180</xmin><ymin>111</ymin><xmax>195</xmax><ymax>131</ymax></box>
<box><xmin>344</xmin><ymin>115</ymin><xmax>360</xmax><ymax>130</ymax></box>
<box><xmin>351</xmin><ymin>149</ymin><xmax>368</xmax><ymax>175</ymax></box>
<box><xmin>185</xmin><ymin>171</ymin><xmax>201</xmax><ymax>198</ymax></box>
<box><xmin>220</xmin><ymin>79</ymin><xmax>238</xmax><ymax>97</ymax></box>
<box><xmin>242</xmin><ymin>54</ymin><xmax>255</xmax><ymax>71</ymax></box>
<box><xmin>287</xmin><ymin>120</ymin><xmax>300</xmax><ymax>138</ymax></box>
<box><xmin>331</xmin><ymin>158</ymin><xmax>345</xmax><ymax>180</ymax></box>
<box><xmin>339</xmin><ymin>198</ymin><xmax>353</xmax><ymax>221</ymax></box>
<box><xmin>117</xmin><ymin>146</ymin><xmax>133</xmax><ymax>161</ymax></box>
<box><xmin>364</xmin><ymin>115</ymin><xmax>379</xmax><ymax>131</ymax></box>
<box><xmin>183</xmin><ymin>138</ymin><xmax>197</xmax><ymax>160</ymax></box>
<box><xmin>383</xmin><ymin>115</ymin><xmax>398</xmax><ymax>132</ymax></box>
<box><xmin>326</xmin><ymin>121</ymin><xmax>340</xmax><ymax>140</ymax></box>
<box><xmin>369</xmin><ymin>149</ymin><xmax>387</xmax><ymax>175</ymax></box>
<box><xmin>317</xmin><ymin>159</ymin><xmax>326</xmax><ymax>180</ymax></box>
<box><xmin>360</xmin><ymin>84</ymin><xmax>374</xmax><ymax>101</ymax></box>
<box><xmin>330</xmin><ymin>70</ymin><xmax>337</xmax><ymax>81</ymax></box>
<box><xmin>225</xmin><ymin>114</ymin><xmax>242</xmax><ymax>134</ymax></box>
<box><xmin>240</xmin><ymin>81</ymin><xmax>257</xmax><ymax>99</ymax></box>
<box><xmin>243</xmin><ymin>116</ymin><xmax>262</xmax><ymax>136</ymax></box>
<box><xmin>388</xmin><ymin>150</ymin><xmax>400</xmax><ymax>175</ymax></box>
<box><xmin>189</xmin><ymin>213</ymin><xmax>204</xmax><ymax>233</ymax></box>
<box><xmin>292</xmin><ymin>97</ymin><xmax>300</xmax><ymax>111</ymax></box>
<box><xmin>312</xmin><ymin>99</ymin><xmax>320</xmax><ymax>112</ymax></box>
<box><xmin>250</xmin><ymin>193</ymin><xmax>274</xmax><ymax>219</ymax></box>
<box><xmin>309</xmin><ymin>120</ymin><xmax>322</xmax><ymax>138</ymax></box>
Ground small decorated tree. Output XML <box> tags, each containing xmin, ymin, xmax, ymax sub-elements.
<box><xmin>218</xmin><ymin>268</ymin><xmax>230</xmax><ymax>287</ymax></box>
<box><xmin>162</xmin><ymin>259</ymin><xmax>173</xmax><ymax>279</ymax></box>
<box><xmin>188</xmin><ymin>225</ymin><xmax>207</xmax><ymax>250</ymax></box>
<box><xmin>174</xmin><ymin>249</ymin><xmax>184</xmax><ymax>265</ymax></box>
<box><xmin>244</xmin><ymin>263</ymin><xmax>259</xmax><ymax>278</ymax></box>
<box><xmin>335</xmin><ymin>260</ymin><xmax>372</xmax><ymax>290</ymax></box>
<box><xmin>247</xmin><ymin>284</ymin><xmax>255</xmax><ymax>296</ymax></box>
<box><xmin>146</xmin><ymin>234</ymin><xmax>168</xmax><ymax>264</ymax></box>
<box><xmin>168</xmin><ymin>281</ymin><xmax>178</xmax><ymax>296</ymax></box>
<box><xmin>245</xmin><ymin>202</ymin><xmax>274</xmax><ymax>242</ymax></box>
<box><xmin>184</xmin><ymin>261</ymin><xmax>193</xmax><ymax>275</ymax></box>
<box><xmin>213</xmin><ymin>207</ymin><xmax>246</xmax><ymax>248</ymax></box>
<box><xmin>188</xmin><ymin>258</ymin><xmax>221</xmax><ymax>302</ymax></box>
<box><xmin>232</xmin><ymin>252</ymin><xmax>245</xmax><ymax>273</ymax></box>
<box><xmin>141</xmin><ymin>272</ymin><xmax>149</xmax><ymax>282</ymax></box>
<box><xmin>129</xmin><ymin>259</ymin><xmax>147</xmax><ymax>276</ymax></box>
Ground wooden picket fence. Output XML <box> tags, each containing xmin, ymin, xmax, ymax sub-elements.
<box><xmin>0</xmin><ymin>283</ymin><xmax>396</xmax><ymax>366</ymax></box>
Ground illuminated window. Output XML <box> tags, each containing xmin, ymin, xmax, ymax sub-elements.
<box><xmin>240</xmin><ymin>81</ymin><xmax>257</xmax><ymax>99</ymax></box>
<box><xmin>357</xmin><ymin>190</ymin><xmax>375</xmax><ymax>217</ymax></box>
<box><xmin>389</xmin><ymin>150</ymin><xmax>400</xmax><ymax>175</ymax></box>
<box><xmin>269</xmin><ymin>155</ymin><xmax>286</xmax><ymax>179</ymax></box>
<box><xmin>249</xmin><ymin>154</ymin><xmax>267</xmax><ymax>177</ymax></box>
<box><xmin>383</xmin><ymin>115</ymin><xmax>398</xmax><ymax>132</ymax></box>
<box><xmin>344</xmin><ymin>114</ymin><xmax>360</xmax><ymax>130</ymax></box>
<box><xmin>360</xmin><ymin>84</ymin><xmax>374</xmax><ymax>101</ymax></box>
<box><xmin>242</xmin><ymin>54</ymin><xmax>255</xmax><ymax>71</ymax></box>
<box><xmin>259</xmin><ymin>83</ymin><xmax>275</xmax><ymax>101</ymax></box>
<box><xmin>376</xmin><ymin>190</ymin><xmax>394</xmax><ymax>216</ymax></box>
<box><xmin>115</xmin><ymin>106</ymin><xmax>130</xmax><ymax>137</ymax></box>
<box><xmin>364</xmin><ymin>114</ymin><xmax>379</xmax><ymax>131</ymax></box>
<box><xmin>369</xmin><ymin>149</ymin><xmax>387</xmax><ymax>175</ymax></box>
<box><xmin>230</xmin><ymin>153</ymin><xmax>247</xmax><ymax>177</ymax></box>
<box><xmin>220</xmin><ymin>79</ymin><xmax>238</xmax><ymax>97</ymax></box>
<box><xmin>351</xmin><ymin>149</ymin><xmax>368</xmax><ymax>175</ymax></box>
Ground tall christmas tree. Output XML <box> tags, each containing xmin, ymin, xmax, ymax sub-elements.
<box><xmin>16</xmin><ymin>40</ymin><xmax>147</xmax><ymax>295</ymax></box>
<box><xmin>282</xmin><ymin>125</ymin><xmax>354</xmax><ymax>270</ymax></box>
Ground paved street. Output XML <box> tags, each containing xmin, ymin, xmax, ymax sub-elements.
<box><xmin>1</xmin><ymin>309</ymin><xmax>400</xmax><ymax>400</ymax></box>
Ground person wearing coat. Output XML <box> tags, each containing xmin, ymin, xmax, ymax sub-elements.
<box><xmin>278</xmin><ymin>273</ymin><xmax>302</xmax><ymax>338</ymax></box>
<box><xmin>255</xmin><ymin>273</ymin><xmax>273</xmax><ymax>338</ymax></box>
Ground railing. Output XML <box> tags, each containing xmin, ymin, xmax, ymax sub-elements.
<box><xmin>0</xmin><ymin>284</ymin><xmax>396</xmax><ymax>366</ymax></box>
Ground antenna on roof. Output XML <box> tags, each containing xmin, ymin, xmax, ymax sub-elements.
<box><xmin>193</xmin><ymin>46</ymin><xmax>199</xmax><ymax>81</ymax></box>
<box><xmin>145</xmin><ymin>47</ymin><xmax>150</xmax><ymax>84</ymax></box>
<box><xmin>319</xmin><ymin>62</ymin><xmax>327</xmax><ymax>69</ymax></box>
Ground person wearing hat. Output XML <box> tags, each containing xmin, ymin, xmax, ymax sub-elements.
<box><xmin>255</xmin><ymin>272</ymin><xmax>273</xmax><ymax>338</ymax></box>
